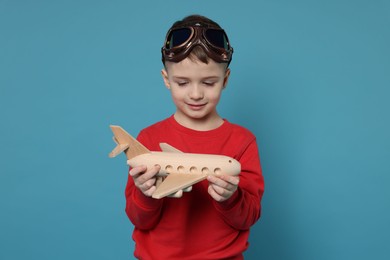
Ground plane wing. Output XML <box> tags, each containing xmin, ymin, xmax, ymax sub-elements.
<box><xmin>109</xmin><ymin>142</ymin><xmax>129</xmax><ymax>158</ymax></box>
<box><xmin>159</xmin><ymin>143</ymin><xmax>183</xmax><ymax>153</ymax></box>
<box><xmin>152</xmin><ymin>173</ymin><xmax>207</xmax><ymax>199</ymax></box>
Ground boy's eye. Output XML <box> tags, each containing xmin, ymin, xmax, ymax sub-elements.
<box><xmin>203</xmin><ymin>81</ymin><xmax>215</xmax><ymax>86</ymax></box>
<box><xmin>177</xmin><ymin>82</ymin><xmax>188</xmax><ymax>86</ymax></box>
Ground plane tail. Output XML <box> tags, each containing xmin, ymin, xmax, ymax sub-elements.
<box><xmin>109</xmin><ymin>125</ymin><xmax>150</xmax><ymax>160</ymax></box>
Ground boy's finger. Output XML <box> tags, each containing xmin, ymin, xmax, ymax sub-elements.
<box><xmin>140</xmin><ymin>178</ymin><xmax>157</xmax><ymax>191</ymax></box>
<box><xmin>140</xmin><ymin>165</ymin><xmax>161</xmax><ymax>183</ymax></box>
<box><xmin>129</xmin><ymin>165</ymin><xmax>147</xmax><ymax>177</ymax></box>
<box><xmin>130</xmin><ymin>165</ymin><xmax>160</xmax><ymax>182</ymax></box>
<box><xmin>143</xmin><ymin>185</ymin><xmax>157</xmax><ymax>197</ymax></box>
<box><xmin>211</xmin><ymin>184</ymin><xmax>227</xmax><ymax>196</ymax></box>
<box><xmin>208</xmin><ymin>184</ymin><xmax>229</xmax><ymax>202</ymax></box>
<box><xmin>219</xmin><ymin>175</ymin><xmax>240</xmax><ymax>186</ymax></box>
<box><xmin>207</xmin><ymin>175</ymin><xmax>239</xmax><ymax>188</ymax></box>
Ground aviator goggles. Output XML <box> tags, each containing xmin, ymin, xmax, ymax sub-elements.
<box><xmin>161</xmin><ymin>23</ymin><xmax>233</xmax><ymax>64</ymax></box>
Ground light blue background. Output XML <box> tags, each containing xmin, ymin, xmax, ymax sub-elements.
<box><xmin>1</xmin><ymin>0</ymin><xmax>389</xmax><ymax>259</ymax></box>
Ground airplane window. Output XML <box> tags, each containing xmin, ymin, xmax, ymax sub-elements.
<box><xmin>214</xmin><ymin>168</ymin><xmax>222</xmax><ymax>175</ymax></box>
<box><xmin>201</xmin><ymin>167</ymin><xmax>209</xmax><ymax>174</ymax></box>
<box><xmin>165</xmin><ymin>165</ymin><xmax>173</xmax><ymax>173</ymax></box>
<box><xmin>177</xmin><ymin>166</ymin><xmax>185</xmax><ymax>173</ymax></box>
<box><xmin>190</xmin><ymin>166</ymin><xmax>197</xmax><ymax>173</ymax></box>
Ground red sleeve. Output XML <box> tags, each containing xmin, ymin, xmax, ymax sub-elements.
<box><xmin>124</xmin><ymin>132</ymin><xmax>164</xmax><ymax>230</ymax></box>
<box><xmin>213</xmin><ymin>139</ymin><xmax>264</xmax><ymax>230</ymax></box>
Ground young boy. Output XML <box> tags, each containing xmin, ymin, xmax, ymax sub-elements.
<box><xmin>125</xmin><ymin>15</ymin><xmax>264</xmax><ymax>259</ymax></box>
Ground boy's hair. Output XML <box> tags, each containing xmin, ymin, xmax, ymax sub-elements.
<box><xmin>163</xmin><ymin>14</ymin><xmax>227</xmax><ymax>65</ymax></box>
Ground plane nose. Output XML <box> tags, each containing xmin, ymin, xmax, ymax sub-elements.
<box><xmin>228</xmin><ymin>158</ymin><xmax>241</xmax><ymax>175</ymax></box>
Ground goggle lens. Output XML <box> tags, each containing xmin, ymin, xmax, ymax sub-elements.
<box><xmin>166</xmin><ymin>28</ymin><xmax>192</xmax><ymax>49</ymax></box>
<box><xmin>204</xmin><ymin>29</ymin><xmax>229</xmax><ymax>50</ymax></box>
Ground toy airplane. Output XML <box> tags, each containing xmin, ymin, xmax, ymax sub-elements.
<box><xmin>108</xmin><ymin>125</ymin><xmax>241</xmax><ymax>199</ymax></box>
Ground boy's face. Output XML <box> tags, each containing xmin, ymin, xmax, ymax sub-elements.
<box><xmin>162</xmin><ymin>57</ymin><xmax>230</xmax><ymax>130</ymax></box>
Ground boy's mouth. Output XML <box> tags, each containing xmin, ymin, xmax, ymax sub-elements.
<box><xmin>187</xmin><ymin>103</ymin><xmax>207</xmax><ymax>110</ymax></box>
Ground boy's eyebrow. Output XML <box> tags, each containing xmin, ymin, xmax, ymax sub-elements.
<box><xmin>172</xmin><ymin>76</ymin><xmax>220</xmax><ymax>81</ymax></box>
<box><xmin>201</xmin><ymin>76</ymin><xmax>220</xmax><ymax>80</ymax></box>
<box><xmin>172</xmin><ymin>76</ymin><xmax>190</xmax><ymax>80</ymax></box>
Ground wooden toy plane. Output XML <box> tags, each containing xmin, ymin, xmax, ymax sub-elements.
<box><xmin>108</xmin><ymin>125</ymin><xmax>241</xmax><ymax>199</ymax></box>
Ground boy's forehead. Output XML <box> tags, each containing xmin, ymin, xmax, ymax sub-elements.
<box><xmin>165</xmin><ymin>58</ymin><xmax>227</xmax><ymax>74</ymax></box>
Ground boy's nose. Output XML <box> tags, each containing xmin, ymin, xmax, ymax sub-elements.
<box><xmin>189</xmin><ymin>85</ymin><xmax>204</xmax><ymax>100</ymax></box>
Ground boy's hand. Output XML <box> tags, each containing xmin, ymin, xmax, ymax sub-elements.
<box><xmin>207</xmin><ymin>175</ymin><xmax>240</xmax><ymax>202</ymax></box>
<box><xmin>129</xmin><ymin>165</ymin><xmax>160</xmax><ymax>197</ymax></box>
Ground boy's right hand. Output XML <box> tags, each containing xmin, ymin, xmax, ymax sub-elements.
<box><xmin>129</xmin><ymin>165</ymin><xmax>161</xmax><ymax>197</ymax></box>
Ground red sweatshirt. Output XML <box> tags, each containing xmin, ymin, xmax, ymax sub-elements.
<box><xmin>125</xmin><ymin>116</ymin><xmax>264</xmax><ymax>259</ymax></box>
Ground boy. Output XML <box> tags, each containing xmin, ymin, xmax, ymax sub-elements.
<box><xmin>125</xmin><ymin>15</ymin><xmax>264</xmax><ymax>259</ymax></box>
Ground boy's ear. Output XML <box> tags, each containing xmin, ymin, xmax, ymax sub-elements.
<box><xmin>223</xmin><ymin>68</ymin><xmax>231</xmax><ymax>89</ymax></box>
<box><xmin>161</xmin><ymin>69</ymin><xmax>170</xmax><ymax>89</ymax></box>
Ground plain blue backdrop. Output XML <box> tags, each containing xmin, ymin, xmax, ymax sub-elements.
<box><xmin>1</xmin><ymin>0</ymin><xmax>389</xmax><ymax>259</ymax></box>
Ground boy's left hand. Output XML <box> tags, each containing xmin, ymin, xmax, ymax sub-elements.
<box><xmin>207</xmin><ymin>175</ymin><xmax>239</xmax><ymax>202</ymax></box>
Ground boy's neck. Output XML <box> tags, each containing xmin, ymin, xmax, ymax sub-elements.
<box><xmin>173</xmin><ymin>112</ymin><xmax>224</xmax><ymax>131</ymax></box>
